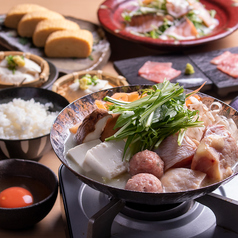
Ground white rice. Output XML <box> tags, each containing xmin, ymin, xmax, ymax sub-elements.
<box><xmin>0</xmin><ymin>98</ymin><xmax>58</xmax><ymax>139</ymax></box>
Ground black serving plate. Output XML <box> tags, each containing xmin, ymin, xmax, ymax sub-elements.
<box><xmin>188</xmin><ymin>47</ymin><xmax>238</xmax><ymax>97</ymax></box>
<box><xmin>114</xmin><ymin>54</ymin><xmax>213</xmax><ymax>92</ymax></box>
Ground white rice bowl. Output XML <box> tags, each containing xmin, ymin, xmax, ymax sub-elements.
<box><xmin>0</xmin><ymin>98</ymin><xmax>58</xmax><ymax>140</ymax></box>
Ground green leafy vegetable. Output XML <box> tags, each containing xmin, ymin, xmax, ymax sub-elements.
<box><xmin>104</xmin><ymin>80</ymin><xmax>203</xmax><ymax>160</ymax></box>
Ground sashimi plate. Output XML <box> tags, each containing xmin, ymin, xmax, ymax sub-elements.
<box><xmin>98</xmin><ymin>0</ymin><xmax>238</xmax><ymax>49</ymax></box>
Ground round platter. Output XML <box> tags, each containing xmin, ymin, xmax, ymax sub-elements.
<box><xmin>97</xmin><ymin>0</ymin><xmax>238</xmax><ymax>49</ymax></box>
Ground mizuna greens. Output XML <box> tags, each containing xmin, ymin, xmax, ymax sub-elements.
<box><xmin>104</xmin><ymin>80</ymin><xmax>203</xmax><ymax>160</ymax></box>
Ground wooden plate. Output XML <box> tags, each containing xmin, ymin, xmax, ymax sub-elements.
<box><xmin>52</xmin><ymin>70</ymin><xmax>128</xmax><ymax>102</ymax></box>
<box><xmin>0</xmin><ymin>51</ymin><xmax>49</xmax><ymax>88</ymax></box>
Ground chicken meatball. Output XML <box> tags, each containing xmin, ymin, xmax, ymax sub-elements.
<box><xmin>125</xmin><ymin>173</ymin><xmax>163</xmax><ymax>193</ymax></box>
<box><xmin>129</xmin><ymin>150</ymin><xmax>164</xmax><ymax>178</ymax></box>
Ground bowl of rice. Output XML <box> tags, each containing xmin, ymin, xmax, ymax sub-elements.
<box><xmin>0</xmin><ymin>87</ymin><xmax>69</xmax><ymax>161</ymax></box>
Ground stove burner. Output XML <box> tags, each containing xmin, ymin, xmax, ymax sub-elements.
<box><xmin>121</xmin><ymin>201</ymin><xmax>193</xmax><ymax>221</ymax></box>
<box><xmin>59</xmin><ymin>165</ymin><xmax>238</xmax><ymax>238</ymax></box>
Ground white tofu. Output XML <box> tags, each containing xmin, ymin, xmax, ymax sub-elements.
<box><xmin>84</xmin><ymin>140</ymin><xmax>127</xmax><ymax>179</ymax></box>
<box><xmin>67</xmin><ymin>139</ymin><xmax>101</xmax><ymax>172</ymax></box>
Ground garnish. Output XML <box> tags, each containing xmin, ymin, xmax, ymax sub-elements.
<box><xmin>5</xmin><ymin>55</ymin><xmax>25</xmax><ymax>74</ymax></box>
<box><xmin>184</xmin><ymin>63</ymin><xmax>195</xmax><ymax>75</ymax></box>
<box><xmin>104</xmin><ymin>80</ymin><xmax>203</xmax><ymax>160</ymax></box>
<box><xmin>79</xmin><ymin>74</ymin><xmax>99</xmax><ymax>90</ymax></box>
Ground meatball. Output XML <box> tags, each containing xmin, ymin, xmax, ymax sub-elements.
<box><xmin>125</xmin><ymin>173</ymin><xmax>163</xmax><ymax>193</ymax></box>
<box><xmin>129</xmin><ymin>150</ymin><xmax>164</xmax><ymax>178</ymax></box>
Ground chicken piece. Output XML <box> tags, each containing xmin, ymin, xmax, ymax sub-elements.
<box><xmin>129</xmin><ymin>150</ymin><xmax>164</xmax><ymax>178</ymax></box>
<box><xmin>210</xmin><ymin>51</ymin><xmax>232</xmax><ymax>65</ymax></box>
<box><xmin>100</xmin><ymin>114</ymin><xmax>120</xmax><ymax>141</ymax></box>
<box><xmin>161</xmin><ymin>168</ymin><xmax>206</xmax><ymax>192</ymax></box>
<box><xmin>191</xmin><ymin>125</ymin><xmax>238</xmax><ymax>182</ymax></box>
<box><xmin>155</xmin><ymin>134</ymin><xmax>197</xmax><ymax>171</ymax></box>
<box><xmin>125</xmin><ymin>173</ymin><xmax>163</xmax><ymax>193</ymax></box>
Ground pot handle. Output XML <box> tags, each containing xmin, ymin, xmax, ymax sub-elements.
<box><xmin>87</xmin><ymin>198</ymin><xmax>125</xmax><ymax>238</ymax></box>
<box><xmin>196</xmin><ymin>192</ymin><xmax>238</xmax><ymax>233</ymax></box>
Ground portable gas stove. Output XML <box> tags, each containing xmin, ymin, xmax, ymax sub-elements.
<box><xmin>59</xmin><ymin>165</ymin><xmax>238</xmax><ymax>238</ymax></box>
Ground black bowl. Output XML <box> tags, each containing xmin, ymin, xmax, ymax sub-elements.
<box><xmin>0</xmin><ymin>87</ymin><xmax>69</xmax><ymax>161</ymax></box>
<box><xmin>0</xmin><ymin>159</ymin><xmax>58</xmax><ymax>230</ymax></box>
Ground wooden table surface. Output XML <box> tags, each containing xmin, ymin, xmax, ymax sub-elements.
<box><xmin>0</xmin><ymin>0</ymin><xmax>238</xmax><ymax>237</ymax></box>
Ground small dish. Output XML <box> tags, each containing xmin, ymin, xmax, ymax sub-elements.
<box><xmin>52</xmin><ymin>70</ymin><xmax>128</xmax><ymax>102</ymax></box>
<box><xmin>0</xmin><ymin>159</ymin><xmax>58</xmax><ymax>230</ymax></box>
<box><xmin>0</xmin><ymin>51</ymin><xmax>49</xmax><ymax>88</ymax></box>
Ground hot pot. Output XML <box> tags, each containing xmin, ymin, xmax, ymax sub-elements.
<box><xmin>50</xmin><ymin>85</ymin><xmax>238</xmax><ymax>205</ymax></box>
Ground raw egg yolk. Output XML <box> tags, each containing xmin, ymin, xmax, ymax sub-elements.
<box><xmin>0</xmin><ymin>187</ymin><xmax>33</xmax><ymax>208</ymax></box>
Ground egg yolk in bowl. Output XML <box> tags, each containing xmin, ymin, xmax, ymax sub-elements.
<box><xmin>0</xmin><ymin>187</ymin><xmax>33</xmax><ymax>208</ymax></box>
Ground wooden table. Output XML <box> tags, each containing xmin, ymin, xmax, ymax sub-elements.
<box><xmin>0</xmin><ymin>0</ymin><xmax>238</xmax><ymax>237</ymax></box>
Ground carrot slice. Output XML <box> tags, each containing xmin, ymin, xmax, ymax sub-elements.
<box><xmin>95</xmin><ymin>100</ymin><xmax>107</xmax><ymax>110</ymax></box>
<box><xmin>127</xmin><ymin>92</ymin><xmax>140</xmax><ymax>102</ymax></box>
<box><xmin>69</xmin><ymin>122</ymin><xmax>81</xmax><ymax>134</ymax></box>
<box><xmin>111</xmin><ymin>93</ymin><xmax>129</xmax><ymax>101</ymax></box>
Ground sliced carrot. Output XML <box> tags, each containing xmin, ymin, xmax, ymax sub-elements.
<box><xmin>95</xmin><ymin>100</ymin><xmax>107</xmax><ymax>110</ymax></box>
<box><xmin>111</xmin><ymin>93</ymin><xmax>129</xmax><ymax>102</ymax></box>
<box><xmin>127</xmin><ymin>92</ymin><xmax>140</xmax><ymax>102</ymax></box>
<box><xmin>69</xmin><ymin>122</ymin><xmax>81</xmax><ymax>134</ymax></box>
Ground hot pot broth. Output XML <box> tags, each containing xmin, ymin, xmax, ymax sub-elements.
<box><xmin>50</xmin><ymin>84</ymin><xmax>238</xmax><ymax>205</ymax></box>
<box><xmin>62</xmin><ymin>82</ymin><xmax>238</xmax><ymax>193</ymax></box>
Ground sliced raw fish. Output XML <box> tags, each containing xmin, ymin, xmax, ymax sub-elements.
<box><xmin>161</xmin><ymin>168</ymin><xmax>206</xmax><ymax>192</ymax></box>
<box><xmin>155</xmin><ymin>134</ymin><xmax>197</xmax><ymax>171</ymax></box>
<box><xmin>191</xmin><ymin>125</ymin><xmax>238</xmax><ymax>182</ymax></box>
<box><xmin>166</xmin><ymin>0</ymin><xmax>190</xmax><ymax>18</ymax></box>
<box><xmin>160</xmin><ymin>17</ymin><xmax>198</xmax><ymax>40</ymax></box>
<box><xmin>138</xmin><ymin>61</ymin><xmax>172</xmax><ymax>75</ymax></box>
<box><xmin>138</xmin><ymin>61</ymin><xmax>181</xmax><ymax>83</ymax></box>
<box><xmin>216</xmin><ymin>54</ymin><xmax>238</xmax><ymax>78</ymax></box>
<box><xmin>210</xmin><ymin>51</ymin><xmax>232</xmax><ymax>65</ymax></box>
<box><xmin>125</xmin><ymin>14</ymin><xmax>164</xmax><ymax>33</ymax></box>
<box><xmin>188</xmin><ymin>0</ymin><xmax>218</xmax><ymax>27</ymax></box>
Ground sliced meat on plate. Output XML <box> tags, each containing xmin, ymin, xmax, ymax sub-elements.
<box><xmin>210</xmin><ymin>51</ymin><xmax>238</xmax><ymax>78</ymax></box>
<box><xmin>138</xmin><ymin>61</ymin><xmax>181</xmax><ymax>83</ymax></box>
<box><xmin>125</xmin><ymin>14</ymin><xmax>164</xmax><ymax>33</ymax></box>
<box><xmin>160</xmin><ymin>17</ymin><xmax>198</xmax><ymax>40</ymax></box>
<box><xmin>210</xmin><ymin>51</ymin><xmax>232</xmax><ymax>65</ymax></box>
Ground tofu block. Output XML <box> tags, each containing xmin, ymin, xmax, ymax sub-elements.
<box><xmin>67</xmin><ymin>139</ymin><xmax>101</xmax><ymax>172</ymax></box>
<box><xmin>84</xmin><ymin>140</ymin><xmax>127</xmax><ymax>179</ymax></box>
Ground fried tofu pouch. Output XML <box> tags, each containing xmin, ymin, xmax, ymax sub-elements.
<box><xmin>18</xmin><ymin>10</ymin><xmax>65</xmax><ymax>37</ymax></box>
<box><xmin>33</xmin><ymin>19</ymin><xmax>80</xmax><ymax>47</ymax></box>
<box><xmin>4</xmin><ymin>3</ymin><xmax>48</xmax><ymax>29</ymax></box>
<box><xmin>44</xmin><ymin>30</ymin><xmax>93</xmax><ymax>58</ymax></box>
